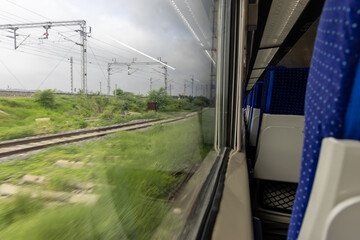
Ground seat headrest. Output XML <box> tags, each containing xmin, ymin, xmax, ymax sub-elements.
<box><xmin>261</xmin><ymin>66</ymin><xmax>309</xmax><ymax>115</ymax></box>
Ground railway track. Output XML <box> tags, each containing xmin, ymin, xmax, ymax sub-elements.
<box><xmin>0</xmin><ymin>112</ymin><xmax>197</xmax><ymax>158</ymax></box>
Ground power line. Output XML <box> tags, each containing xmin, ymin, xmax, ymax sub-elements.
<box><xmin>7</xmin><ymin>1</ymin><xmax>52</xmax><ymax>21</ymax></box>
<box><xmin>0</xmin><ymin>41</ymin><xmax>112</xmax><ymax>73</ymax></box>
<box><xmin>37</xmin><ymin>43</ymin><xmax>76</xmax><ymax>89</ymax></box>
<box><xmin>90</xmin><ymin>37</ymin><xmax>135</xmax><ymax>60</ymax></box>
<box><xmin>88</xmin><ymin>42</ymin><xmax>107</xmax><ymax>84</ymax></box>
<box><xmin>0</xmin><ymin>56</ymin><xmax>25</xmax><ymax>89</ymax></box>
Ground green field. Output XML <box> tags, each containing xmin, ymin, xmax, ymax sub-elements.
<box><xmin>0</xmin><ymin>89</ymin><xmax>207</xmax><ymax>141</ymax></box>
<box><xmin>0</xmin><ymin>113</ymin><xmax>214</xmax><ymax>240</ymax></box>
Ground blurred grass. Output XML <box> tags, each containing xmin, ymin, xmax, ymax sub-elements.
<box><xmin>0</xmin><ymin>114</ymin><xmax>214</xmax><ymax>239</ymax></box>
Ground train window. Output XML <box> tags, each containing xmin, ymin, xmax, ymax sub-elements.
<box><xmin>0</xmin><ymin>0</ymin><xmax>227</xmax><ymax>239</ymax></box>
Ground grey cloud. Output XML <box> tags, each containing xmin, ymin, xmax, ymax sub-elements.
<box><xmin>0</xmin><ymin>0</ymin><xmax>214</xmax><ymax>96</ymax></box>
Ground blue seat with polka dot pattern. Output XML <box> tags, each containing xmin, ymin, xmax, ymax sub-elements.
<box><xmin>288</xmin><ymin>0</ymin><xmax>360</xmax><ymax>239</ymax></box>
<box><xmin>260</xmin><ymin>66</ymin><xmax>309</xmax><ymax>116</ymax></box>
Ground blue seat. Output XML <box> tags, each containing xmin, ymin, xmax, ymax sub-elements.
<box><xmin>254</xmin><ymin>66</ymin><xmax>309</xmax><ymax>183</ymax></box>
<box><xmin>245</xmin><ymin>91</ymin><xmax>253</xmax><ymax>125</ymax></box>
<box><xmin>288</xmin><ymin>0</ymin><xmax>360</xmax><ymax>239</ymax></box>
<box><xmin>248</xmin><ymin>81</ymin><xmax>263</xmax><ymax>146</ymax></box>
<box><xmin>260</xmin><ymin>66</ymin><xmax>309</xmax><ymax>116</ymax></box>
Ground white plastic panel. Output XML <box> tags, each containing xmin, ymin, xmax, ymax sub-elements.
<box><xmin>212</xmin><ymin>152</ymin><xmax>253</xmax><ymax>240</ymax></box>
<box><xmin>299</xmin><ymin>138</ymin><xmax>360</xmax><ymax>240</ymax></box>
<box><xmin>245</xmin><ymin>105</ymin><xmax>253</xmax><ymax>124</ymax></box>
<box><xmin>250</xmin><ymin>69</ymin><xmax>265</xmax><ymax>78</ymax></box>
<box><xmin>325</xmin><ymin>197</ymin><xmax>360</xmax><ymax>240</ymax></box>
<box><xmin>249</xmin><ymin>108</ymin><xmax>261</xmax><ymax>146</ymax></box>
<box><xmin>260</xmin><ymin>0</ymin><xmax>310</xmax><ymax>48</ymax></box>
<box><xmin>254</xmin><ymin>114</ymin><xmax>304</xmax><ymax>183</ymax></box>
<box><xmin>253</xmin><ymin>48</ymin><xmax>279</xmax><ymax>69</ymax></box>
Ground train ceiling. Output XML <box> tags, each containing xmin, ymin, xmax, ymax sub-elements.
<box><xmin>246</xmin><ymin>0</ymin><xmax>325</xmax><ymax>91</ymax></box>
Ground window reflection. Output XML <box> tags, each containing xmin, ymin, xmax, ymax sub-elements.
<box><xmin>0</xmin><ymin>0</ymin><xmax>218</xmax><ymax>239</ymax></box>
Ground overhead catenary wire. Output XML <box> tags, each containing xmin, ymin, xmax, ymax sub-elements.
<box><xmin>88</xmin><ymin>42</ymin><xmax>107</xmax><ymax>81</ymax></box>
<box><xmin>90</xmin><ymin>37</ymin><xmax>136</xmax><ymax>62</ymax></box>
<box><xmin>0</xmin><ymin>44</ymin><xmax>110</xmax><ymax>72</ymax></box>
<box><xmin>36</xmin><ymin>43</ymin><xmax>76</xmax><ymax>89</ymax></box>
<box><xmin>0</xmin><ymin>57</ymin><xmax>25</xmax><ymax>89</ymax></box>
<box><xmin>0</xmin><ymin>2</ymin><xmax>202</xmax><ymax>95</ymax></box>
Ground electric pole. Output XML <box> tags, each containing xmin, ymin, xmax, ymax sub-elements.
<box><xmin>184</xmin><ymin>80</ymin><xmax>187</xmax><ymax>96</ymax></box>
<box><xmin>79</xmin><ymin>21</ymin><xmax>88</xmax><ymax>94</ymax></box>
<box><xmin>163</xmin><ymin>63</ymin><xmax>168</xmax><ymax>93</ymax></box>
<box><xmin>107</xmin><ymin>63</ymin><xmax>111</xmax><ymax>95</ymax></box>
<box><xmin>149</xmin><ymin>77</ymin><xmax>153</xmax><ymax>91</ymax></box>
<box><xmin>115</xmin><ymin>83</ymin><xmax>118</xmax><ymax>95</ymax></box>
<box><xmin>169</xmin><ymin>84</ymin><xmax>172</xmax><ymax>96</ymax></box>
<box><xmin>99</xmin><ymin>82</ymin><xmax>102</xmax><ymax>95</ymax></box>
<box><xmin>191</xmin><ymin>76</ymin><xmax>194</xmax><ymax>97</ymax></box>
<box><xmin>70</xmin><ymin>56</ymin><xmax>73</xmax><ymax>93</ymax></box>
<box><xmin>0</xmin><ymin>20</ymin><xmax>91</xmax><ymax>94</ymax></box>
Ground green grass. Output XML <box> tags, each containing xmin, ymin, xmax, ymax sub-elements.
<box><xmin>0</xmin><ymin>95</ymin><xmax>174</xmax><ymax>141</ymax></box>
<box><xmin>0</xmin><ymin>114</ymin><xmax>214</xmax><ymax>239</ymax></box>
<box><xmin>0</xmin><ymin>89</ymin><xmax>210</xmax><ymax>141</ymax></box>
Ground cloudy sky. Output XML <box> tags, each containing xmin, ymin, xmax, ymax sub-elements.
<box><xmin>0</xmin><ymin>0</ymin><xmax>215</xmax><ymax>96</ymax></box>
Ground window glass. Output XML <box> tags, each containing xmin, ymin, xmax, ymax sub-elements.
<box><xmin>0</xmin><ymin>0</ymin><xmax>219</xmax><ymax>239</ymax></box>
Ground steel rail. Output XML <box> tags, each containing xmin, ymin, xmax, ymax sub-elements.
<box><xmin>0</xmin><ymin>113</ymin><xmax>197</xmax><ymax>158</ymax></box>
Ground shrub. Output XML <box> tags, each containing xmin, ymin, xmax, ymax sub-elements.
<box><xmin>148</xmin><ymin>88</ymin><xmax>172</xmax><ymax>111</ymax></box>
<box><xmin>100</xmin><ymin>109</ymin><xmax>115</xmax><ymax>121</ymax></box>
<box><xmin>78</xmin><ymin>120</ymin><xmax>88</xmax><ymax>129</ymax></box>
<box><xmin>164</xmin><ymin>104</ymin><xmax>180</xmax><ymax>112</ymax></box>
<box><xmin>34</xmin><ymin>90</ymin><xmax>55</xmax><ymax>108</ymax></box>
<box><xmin>178</xmin><ymin>99</ymin><xmax>193</xmax><ymax>110</ymax></box>
<box><xmin>194</xmin><ymin>96</ymin><xmax>210</xmax><ymax>108</ymax></box>
<box><xmin>92</xmin><ymin>96</ymin><xmax>110</xmax><ymax>114</ymax></box>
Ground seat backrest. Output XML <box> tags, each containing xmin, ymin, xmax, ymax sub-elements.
<box><xmin>256</xmin><ymin>66</ymin><xmax>309</xmax><ymax>145</ymax></box>
<box><xmin>288</xmin><ymin>0</ymin><xmax>360</xmax><ymax>239</ymax></box>
<box><xmin>245</xmin><ymin>91</ymin><xmax>253</xmax><ymax>124</ymax></box>
<box><xmin>297</xmin><ymin>137</ymin><xmax>360</xmax><ymax>240</ymax></box>
<box><xmin>254</xmin><ymin>66</ymin><xmax>309</xmax><ymax>182</ymax></box>
<box><xmin>260</xmin><ymin>66</ymin><xmax>308</xmax><ymax>116</ymax></box>
<box><xmin>248</xmin><ymin>82</ymin><xmax>263</xmax><ymax>146</ymax></box>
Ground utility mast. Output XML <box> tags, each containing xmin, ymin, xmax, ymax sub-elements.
<box><xmin>163</xmin><ymin>63</ymin><xmax>168</xmax><ymax>93</ymax></box>
<box><xmin>149</xmin><ymin>77</ymin><xmax>153</xmax><ymax>91</ymax></box>
<box><xmin>70</xmin><ymin>56</ymin><xmax>73</xmax><ymax>93</ymax></box>
<box><xmin>169</xmin><ymin>84</ymin><xmax>172</xmax><ymax>96</ymax></box>
<box><xmin>191</xmin><ymin>76</ymin><xmax>194</xmax><ymax>97</ymax></box>
<box><xmin>107</xmin><ymin>63</ymin><xmax>111</xmax><ymax>95</ymax></box>
<box><xmin>0</xmin><ymin>20</ymin><xmax>91</xmax><ymax>94</ymax></box>
<box><xmin>184</xmin><ymin>80</ymin><xmax>187</xmax><ymax>96</ymax></box>
<box><xmin>79</xmin><ymin>21</ymin><xmax>90</xmax><ymax>94</ymax></box>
